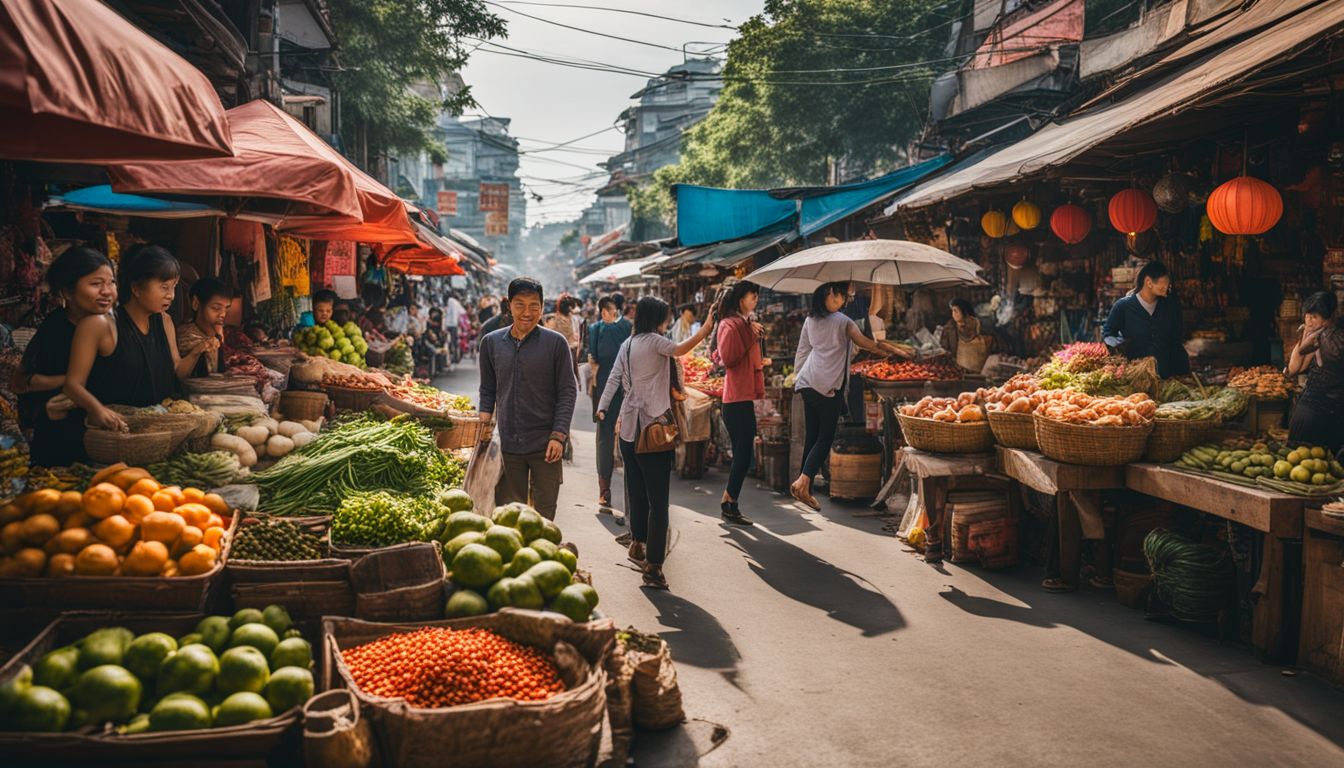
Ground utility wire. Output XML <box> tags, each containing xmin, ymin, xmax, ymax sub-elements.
<box><xmin>491</xmin><ymin>1</ymin><xmax>737</xmax><ymax>29</ymax></box>
<box><xmin>481</xmin><ymin>0</ymin><xmax>689</xmax><ymax>53</ymax></box>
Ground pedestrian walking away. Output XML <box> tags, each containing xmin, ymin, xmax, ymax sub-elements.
<box><xmin>789</xmin><ymin>282</ymin><xmax>892</xmax><ymax>510</ymax></box>
<box><xmin>598</xmin><ymin>296</ymin><xmax>715</xmax><ymax>589</ymax></box>
<box><xmin>588</xmin><ymin>294</ymin><xmax>632</xmax><ymax>508</ymax></box>
<box><xmin>478</xmin><ymin>277</ymin><xmax>577</xmax><ymax>520</ymax></box>
<box><xmin>711</xmin><ymin>280</ymin><xmax>765</xmax><ymax>526</ymax></box>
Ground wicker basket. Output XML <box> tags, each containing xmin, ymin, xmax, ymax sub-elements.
<box><xmin>436</xmin><ymin>412</ymin><xmax>483</xmax><ymax>450</ymax></box>
<box><xmin>1112</xmin><ymin>568</ymin><xmax>1152</xmax><ymax>609</ymax></box>
<box><xmin>84</xmin><ymin>427</ymin><xmax>177</xmax><ymax>465</ymax></box>
<box><xmin>1033</xmin><ymin>415</ymin><xmax>1153</xmax><ymax>466</ymax></box>
<box><xmin>986</xmin><ymin>409</ymin><xmax>1038</xmax><ymax>451</ymax></box>
<box><xmin>326</xmin><ymin>384</ymin><xmax>382</xmax><ymax>412</ymax></box>
<box><xmin>897</xmin><ymin>413</ymin><xmax>994</xmax><ymax>454</ymax></box>
<box><xmin>280</xmin><ymin>389</ymin><xmax>329</xmax><ymax>422</ymax></box>
<box><xmin>1142</xmin><ymin>418</ymin><xmax>1216</xmax><ymax>463</ymax></box>
<box><xmin>225</xmin><ymin>515</ymin><xmax>349</xmax><ymax>583</ymax></box>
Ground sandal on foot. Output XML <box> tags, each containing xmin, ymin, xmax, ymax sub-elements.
<box><xmin>627</xmin><ymin>542</ymin><xmax>646</xmax><ymax>566</ymax></box>
<box><xmin>790</xmin><ymin>485</ymin><xmax>821</xmax><ymax>511</ymax></box>
<box><xmin>641</xmin><ymin>565</ymin><xmax>669</xmax><ymax>590</ymax></box>
<box><xmin>1041</xmin><ymin>578</ymin><xmax>1076</xmax><ymax>593</ymax></box>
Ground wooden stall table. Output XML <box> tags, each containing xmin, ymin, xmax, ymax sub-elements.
<box><xmin>1125</xmin><ymin>463</ymin><xmax>1304</xmax><ymax>660</ymax></box>
<box><xmin>995</xmin><ymin>447</ymin><xmax>1127</xmax><ymax>589</ymax></box>
<box><xmin>1299</xmin><ymin>506</ymin><xmax>1344</xmax><ymax>685</ymax></box>
<box><xmin>867</xmin><ymin>378</ymin><xmax>978</xmax><ymax>479</ymax></box>
<box><xmin>898</xmin><ymin>447</ymin><xmax>998</xmax><ymax>548</ymax></box>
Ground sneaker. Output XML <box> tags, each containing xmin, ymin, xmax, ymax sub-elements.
<box><xmin>720</xmin><ymin>502</ymin><xmax>754</xmax><ymax>526</ymax></box>
<box><xmin>615</xmin><ymin>531</ymin><xmax>633</xmax><ymax>546</ymax></box>
<box><xmin>627</xmin><ymin>541</ymin><xmax>646</xmax><ymax>566</ymax></box>
<box><xmin>641</xmin><ymin>564</ymin><xmax>669</xmax><ymax>590</ymax></box>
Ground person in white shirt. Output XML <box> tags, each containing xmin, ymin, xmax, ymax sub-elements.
<box><xmin>789</xmin><ymin>282</ymin><xmax>890</xmax><ymax>510</ymax></box>
<box><xmin>444</xmin><ymin>292</ymin><xmax>467</xmax><ymax>364</ymax></box>
<box><xmin>669</xmin><ymin>304</ymin><xmax>701</xmax><ymax>345</ymax></box>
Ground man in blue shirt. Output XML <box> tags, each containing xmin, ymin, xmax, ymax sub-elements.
<box><xmin>588</xmin><ymin>293</ymin><xmax>632</xmax><ymax>508</ymax></box>
<box><xmin>479</xmin><ymin>277</ymin><xmax>577</xmax><ymax>521</ymax></box>
<box><xmin>1102</xmin><ymin>260</ymin><xmax>1190</xmax><ymax>378</ymax></box>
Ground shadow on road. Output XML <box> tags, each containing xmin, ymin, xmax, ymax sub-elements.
<box><xmin>722</xmin><ymin>525</ymin><xmax>906</xmax><ymax>637</ymax></box>
<box><xmin>642</xmin><ymin>589</ymin><xmax>745</xmax><ymax>691</ymax></box>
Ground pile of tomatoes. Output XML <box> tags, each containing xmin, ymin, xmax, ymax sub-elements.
<box><xmin>862</xmin><ymin>360</ymin><xmax>961</xmax><ymax>382</ymax></box>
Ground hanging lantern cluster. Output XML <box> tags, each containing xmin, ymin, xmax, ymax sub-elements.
<box><xmin>1108</xmin><ymin>188</ymin><xmax>1158</xmax><ymax>235</ymax></box>
<box><xmin>981</xmin><ymin>210</ymin><xmax>1008</xmax><ymax>239</ymax></box>
<box><xmin>1011</xmin><ymin>200</ymin><xmax>1041</xmax><ymax>230</ymax></box>
<box><xmin>1206</xmin><ymin>176</ymin><xmax>1283</xmax><ymax>235</ymax></box>
<box><xmin>1002</xmin><ymin>241</ymin><xmax>1030</xmax><ymax>270</ymax></box>
<box><xmin>1050</xmin><ymin>204</ymin><xmax>1091</xmax><ymax>244</ymax></box>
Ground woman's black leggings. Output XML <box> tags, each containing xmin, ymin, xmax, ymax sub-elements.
<box><xmin>800</xmin><ymin>387</ymin><xmax>844</xmax><ymax>481</ymax></box>
<box><xmin>619</xmin><ymin>440</ymin><xmax>672</xmax><ymax>564</ymax></box>
<box><xmin>721</xmin><ymin>400</ymin><xmax>756</xmax><ymax>500</ymax></box>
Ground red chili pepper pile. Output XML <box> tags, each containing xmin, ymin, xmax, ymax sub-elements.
<box><xmin>341</xmin><ymin>627</ymin><xmax>566</xmax><ymax>707</ymax></box>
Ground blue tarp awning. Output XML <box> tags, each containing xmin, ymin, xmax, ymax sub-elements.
<box><xmin>54</xmin><ymin>185</ymin><xmax>221</xmax><ymax>218</ymax></box>
<box><xmin>673</xmin><ymin>154</ymin><xmax>952</xmax><ymax>247</ymax></box>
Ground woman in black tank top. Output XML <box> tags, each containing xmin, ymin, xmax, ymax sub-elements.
<box><xmin>65</xmin><ymin>245</ymin><xmax>218</xmax><ymax>431</ymax></box>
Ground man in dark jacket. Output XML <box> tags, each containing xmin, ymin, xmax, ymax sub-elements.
<box><xmin>1103</xmin><ymin>260</ymin><xmax>1190</xmax><ymax>378</ymax></box>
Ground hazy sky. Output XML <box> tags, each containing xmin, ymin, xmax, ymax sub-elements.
<box><xmin>460</xmin><ymin>0</ymin><xmax>765</xmax><ymax>227</ymax></box>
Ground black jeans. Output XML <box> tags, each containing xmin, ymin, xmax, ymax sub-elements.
<box><xmin>620</xmin><ymin>440</ymin><xmax>673</xmax><ymax>564</ymax></box>
<box><xmin>594</xmin><ymin>388</ymin><xmax>623</xmax><ymax>481</ymax></box>
<box><xmin>721</xmin><ymin>400</ymin><xmax>756</xmax><ymax>500</ymax></box>
<box><xmin>800</xmin><ymin>387</ymin><xmax>844</xmax><ymax>481</ymax></box>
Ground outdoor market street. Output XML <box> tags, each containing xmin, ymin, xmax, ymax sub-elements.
<box><xmin>433</xmin><ymin>360</ymin><xmax>1344</xmax><ymax>768</ymax></box>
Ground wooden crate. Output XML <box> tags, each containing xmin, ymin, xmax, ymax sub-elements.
<box><xmin>1299</xmin><ymin>508</ymin><xmax>1344</xmax><ymax>686</ymax></box>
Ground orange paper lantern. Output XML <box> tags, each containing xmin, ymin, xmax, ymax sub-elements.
<box><xmin>1108</xmin><ymin>188</ymin><xmax>1157</xmax><ymax>235</ymax></box>
<box><xmin>1050</xmin><ymin>204</ymin><xmax>1091</xmax><ymax>244</ymax></box>
<box><xmin>981</xmin><ymin>210</ymin><xmax>1008</xmax><ymax>239</ymax></box>
<box><xmin>1011</xmin><ymin>200</ymin><xmax>1042</xmax><ymax>230</ymax></box>
<box><xmin>1206</xmin><ymin>176</ymin><xmax>1283</xmax><ymax>235</ymax></box>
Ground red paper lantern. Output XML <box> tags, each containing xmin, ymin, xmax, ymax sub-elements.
<box><xmin>1003</xmin><ymin>242</ymin><xmax>1030</xmax><ymax>270</ymax></box>
<box><xmin>1206</xmin><ymin>176</ymin><xmax>1283</xmax><ymax>235</ymax></box>
<box><xmin>1050</xmin><ymin>204</ymin><xmax>1091</xmax><ymax>244</ymax></box>
<box><xmin>1108</xmin><ymin>188</ymin><xmax>1157</xmax><ymax>235</ymax></box>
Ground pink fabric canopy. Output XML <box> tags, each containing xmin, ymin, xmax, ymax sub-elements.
<box><xmin>0</xmin><ymin>0</ymin><xmax>233</xmax><ymax>163</ymax></box>
<box><xmin>107</xmin><ymin>99</ymin><xmax>364</xmax><ymax>221</ymax></box>
<box><xmin>277</xmin><ymin>166</ymin><xmax>417</xmax><ymax>244</ymax></box>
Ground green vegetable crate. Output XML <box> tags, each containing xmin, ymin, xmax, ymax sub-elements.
<box><xmin>0</xmin><ymin>612</ymin><xmax>305</xmax><ymax>763</ymax></box>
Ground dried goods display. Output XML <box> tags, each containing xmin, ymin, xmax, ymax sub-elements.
<box><xmin>1227</xmin><ymin>366</ymin><xmax>1293</xmax><ymax>399</ymax></box>
<box><xmin>898</xmin><ymin>395</ymin><xmax>985</xmax><ymax>423</ymax></box>
<box><xmin>1033</xmin><ymin>391</ymin><xmax>1156</xmax><ymax>427</ymax></box>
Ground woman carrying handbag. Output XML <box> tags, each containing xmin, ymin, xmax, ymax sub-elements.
<box><xmin>598</xmin><ymin>296</ymin><xmax>715</xmax><ymax>590</ymax></box>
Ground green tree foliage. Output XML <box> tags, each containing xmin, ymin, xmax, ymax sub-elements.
<box><xmin>329</xmin><ymin>0</ymin><xmax>505</xmax><ymax>163</ymax></box>
<box><xmin>631</xmin><ymin>0</ymin><xmax>950</xmax><ymax>227</ymax></box>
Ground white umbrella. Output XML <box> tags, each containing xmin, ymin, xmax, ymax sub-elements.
<box><xmin>743</xmin><ymin>239</ymin><xmax>986</xmax><ymax>293</ymax></box>
<box><xmin>579</xmin><ymin>255</ymin><xmax>666</xmax><ymax>285</ymax></box>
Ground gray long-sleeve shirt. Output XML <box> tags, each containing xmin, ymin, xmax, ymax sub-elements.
<box><xmin>479</xmin><ymin>325</ymin><xmax>577</xmax><ymax>455</ymax></box>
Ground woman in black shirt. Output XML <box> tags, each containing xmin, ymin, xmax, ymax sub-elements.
<box><xmin>1286</xmin><ymin>291</ymin><xmax>1344</xmax><ymax>454</ymax></box>
<box><xmin>11</xmin><ymin>247</ymin><xmax>116</xmax><ymax>466</ymax></box>
<box><xmin>65</xmin><ymin>245</ymin><xmax>213</xmax><ymax>431</ymax></box>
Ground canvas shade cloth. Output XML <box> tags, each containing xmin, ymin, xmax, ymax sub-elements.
<box><xmin>579</xmin><ymin>256</ymin><xmax>662</xmax><ymax>285</ymax></box>
<box><xmin>0</xmin><ymin>0</ymin><xmax>233</xmax><ymax>163</ymax></box>
<box><xmin>379</xmin><ymin>221</ymin><xmax>465</xmax><ymax>276</ymax></box>
<box><xmin>277</xmin><ymin>167</ymin><xmax>416</xmax><ymax>244</ymax></box>
<box><xmin>743</xmin><ymin>239</ymin><xmax>986</xmax><ymax>293</ymax></box>
<box><xmin>107</xmin><ymin>99</ymin><xmax>363</xmax><ymax>222</ymax></box>
<box><xmin>53</xmin><ymin>185</ymin><xmax>223</xmax><ymax>219</ymax></box>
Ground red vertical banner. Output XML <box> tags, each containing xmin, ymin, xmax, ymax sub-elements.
<box><xmin>437</xmin><ymin>190</ymin><xmax>458</xmax><ymax>217</ymax></box>
<box><xmin>484</xmin><ymin>211</ymin><xmax>509</xmax><ymax>237</ymax></box>
<box><xmin>479</xmin><ymin>183</ymin><xmax>510</xmax><ymax>212</ymax></box>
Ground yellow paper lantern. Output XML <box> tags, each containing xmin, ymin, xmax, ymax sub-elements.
<box><xmin>981</xmin><ymin>210</ymin><xmax>1008</xmax><ymax>239</ymax></box>
<box><xmin>1011</xmin><ymin>200</ymin><xmax>1041</xmax><ymax>230</ymax></box>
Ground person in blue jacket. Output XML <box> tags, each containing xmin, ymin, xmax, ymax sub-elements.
<box><xmin>1102</xmin><ymin>260</ymin><xmax>1190</xmax><ymax>379</ymax></box>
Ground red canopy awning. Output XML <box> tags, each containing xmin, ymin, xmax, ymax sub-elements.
<box><xmin>106</xmin><ymin>99</ymin><xmax>364</xmax><ymax>221</ymax></box>
<box><xmin>278</xmin><ymin>165</ymin><xmax>416</xmax><ymax>244</ymax></box>
<box><xmin>0</xmin><ymin>0</ymin><xmax>233</xmax><ymax>163</ymax></box>
<box><xmin>379</xmin><ymin>220</ymin><xmax>466</xmax><ymax>276</ymax></box>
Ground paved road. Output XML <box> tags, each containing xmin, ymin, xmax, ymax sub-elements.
<box><xmin>436</xmin><ymin>360</ymin><xmax>1344</xmax><ymax>767</ymax></box>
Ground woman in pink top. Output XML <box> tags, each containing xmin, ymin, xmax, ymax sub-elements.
<box><xmin>712</xmin><ymin>280</ymin><xmax>765</xmax><ymax>526</ymax></box>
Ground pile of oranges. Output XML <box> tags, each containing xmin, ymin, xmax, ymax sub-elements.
<box><xmin>0</xmin><ymin>462</ymin><xmax>232</xmax><ymax>579</ymax></box>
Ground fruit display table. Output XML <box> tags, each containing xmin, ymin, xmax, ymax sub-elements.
<box><xmin>1125</xmin><ymin>463</ymin><xmax>1304</xmax><ymax>660</ymax></box>
<box><xmin>995</xmin><ymin>447</ymin><xmax>1127</xmax><ymax>589</ymax></box>
<box><xmin>1299</xmin><ymin>506</ymin><xmax>1344</xmax><ymax>685</ymax></box>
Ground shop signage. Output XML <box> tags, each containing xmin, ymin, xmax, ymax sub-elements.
<box><xmin>437</xmin><ymin>190</ymin><xmax>458</xmax><ymax>217</ymax></box>
<box><xmin>485</xmin><ymin>211</ymin><xmax>509</xmax><ymax>236</ymax></box>
<box><xmin>479</xmin><ymin>183</ymin><xmax>510</xmax><ymax>213</ymax></box>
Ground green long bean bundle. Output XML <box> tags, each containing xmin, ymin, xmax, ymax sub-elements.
<box><xmin>1143</xmin><ymin>529</ymin><xmax>1233</xmax><ymax>624</ymax></box>
<box><xmin>253</xmin><ymin>415</ymin><xmax>453</xmax><ymax>516</ymax></box>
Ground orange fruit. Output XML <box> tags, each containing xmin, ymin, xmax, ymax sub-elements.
<box><xmin>150</xmin><ymin>490</ymin><xmax>178</xmax><ymax>512</ymax></box>
<box><xmin>74</xmin><ymin>544</ymin><xmax>118</xmax><ymax>575</ymax></box>
<box><xmin>1</xmin><ymin>521</ymin><xmax>24</xmax><ymax>554</ymax></box>
<box><xmin>122</xmin><ymin>495</ymin><xmax>155</xmax><ymax>525</ymax></box>
<box><xmin>126</xmin><ymin>478</ymin><xmax>162</xmax><ymax>498</ymax></box>
<box><xmin>107</xmin><ymin>467</ymin><xmax>151</xmax><ymax>491</ymax></box>
<box><xmin>141</xmin><ymin>511</ymin><xmax>186</xmax><ymax>544</ymax></box>
<box><xmin>178</xmin><ymin>544</ymin><xmax>216</xmax><ymax>576</ymax></box>
<box><xmin>175</xmin><ymin>526</ymin><xmax>203</xmax><ymax>555</ymax></box>
<box><xmin>123</xmin><ymin>540</ymin><xmax>169</xmax><ymax>577</ymax></box>
<box><xmin>161</xmin><ymin>559</ymin><xmax>179</xmax><ymax>577</ymax></box>
<box><xmin>55</xmin><ymin>491</ymin><xmax>84</xmax><ymax>520</ymax></box>
<box><xmin>181</xmin><ymin>487</ymin><xmax>206</xmax><ymax>504</ymax></box>
<box><xmin>88</xmin><ymin>462</ymin><xmax>128</xmax><ymax>486</ymax></box>
<box><xmin>173</xmin><ymin>503</ymin><xmax>212</xmax><ymax>528</ymax></box>
<box><xmin>46</xmin><ymin>553</ymin><xmax>76</xmax><ymax>577</ymax></box>
<box><xmin>82</xmin><ymin>483</ymin><xmax>126</xmax><ymax>520</ymax></box>
<box><xmin>27</xmin><ymin>489</ymin><xmax>62</xmax><ymax>516</ymax></box>
<box><xmin>161</xmin><ymin>486</ymin><xmax>186</xmax><ymax>507</ymax></box>
<box><xmin>201</xmin><ymin>493</ymin><xmax>231</xmax><ymax>517</ymax></box>
<box><xmin>20</xmin><ymin>514</ymin><xmax>60</xmax><ymax>546</ymax></box>
<box><xmin>204</xmin><ymin>513</ymin><xmax>224</xmax><ymax>531</ymax></box>
<box><xmin>202</xmin><ymin>526</ymin><xmax>226</xmax><ymax>551</ymax></box>
<box><xmin>62</xmin><ymin>511</ymin><xmax>90</xmax><ymax>530</ymax></box>
<box><xmin>92</xmin><ymin>515</ymin><xmax>136</xmax><ymax>549</ymax></box>
<box><xmin>14</xmin><ymin>548</ymin><xmax>47</xmax><ymax>577</ymax></box>
<box><xmin>0</xmin><ymin>503</ymin><xmax>21</xmax><ymax>526</ymax></box>
<box><xmin>54</xmin><ymin>528</ymin><xmax>94</xmax><ymax>555</ymax></box>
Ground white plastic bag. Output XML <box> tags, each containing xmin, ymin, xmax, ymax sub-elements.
<box><xmin>464</xmin><ymin>437</ymin><xmax>503</xmax><ymax>513</ymax></box>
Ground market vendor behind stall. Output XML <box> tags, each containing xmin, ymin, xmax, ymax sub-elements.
<box><xmin>11</xmin><ymin>247</ymin><xmax>116</xmax><ymax>466</ymax></box>
<box><xmin>1286</xmin><ymin>291</ymin><xmax>1344</xmax><ymax>454</ymax></box>
<box><xmin>1102</xmin><ymin>260</ymin><xmax>1190</xmax><ymax>378</ymax></box>
<box><xmin>177</xmin><ymin>277</ymin><xmax>231</xmax><ymax>376</ymax></box>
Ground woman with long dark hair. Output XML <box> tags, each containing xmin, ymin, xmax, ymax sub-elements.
<box><xmin>598</xmin><ymin>296</ymin><xmax>714</xmax><ymax>589</ymax></box>
<box><xmin>1286</xmin><ymin>291</ymin><xmax>1344</xmax><ymax>454</ymax></box>
<box><xmin>711</xmin><ymin>280</ymin><xmax>764</xmax><ymax>525</ymax></box>
<box><xmin>65</xmin><ymin>245</ymin><xmax>213</xmax><ymax>431</ymax></box>
<box><xmin>12</xmin><ymin>247</ymin><xmax>116</xmax><ymax>465</ymax></box>
<box><xmin>789</xmin><ymin>282</ymin><xmax>891</xmax><ymax>509</ymax></box>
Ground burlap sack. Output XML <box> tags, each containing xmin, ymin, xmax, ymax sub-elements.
<box><xmin>326</xmin><ymin>610</ymin><xmax>615</xmax><ymax>768</ymax></box>
<box><xmin>630</xmin><ymin>639</ymin><xmax>684</xmax><ymax>731</ymax></box>
<box><xmin>601</xmin><ymin>649</ymin><xmax>635</xmax><ymax>767</ymax></box>
<box><xmin>303</xmin><ymin>689</ymin><xmax>376</xmax><ymax>768</ymax></box>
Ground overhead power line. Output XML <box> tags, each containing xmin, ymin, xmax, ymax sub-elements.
<box><xmin>491</xmin><ymin>1</ymin><xmax>737</xmax><ymax>29</ymax></box>
<box><xmin>482</xmin><ymin>0</ymin><xmax>689</xmax><ymax>53</ymax></box>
